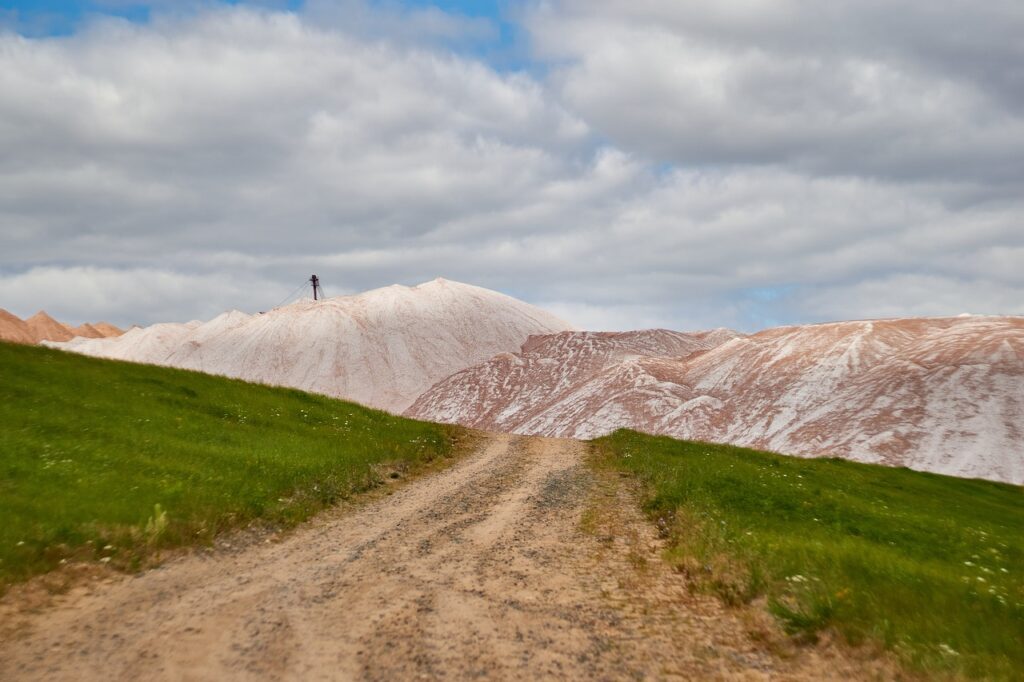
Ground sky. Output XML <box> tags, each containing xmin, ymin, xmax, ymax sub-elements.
<box><xmin>1</xmin><ymin>0</ymin><xmax>1022</xmax><ymax>331</ymax></box>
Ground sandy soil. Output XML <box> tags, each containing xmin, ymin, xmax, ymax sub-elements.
<box><xmin>0</xmin><ymin>435</ymin><xmax>899</xmax><ymax>680</ymax></box>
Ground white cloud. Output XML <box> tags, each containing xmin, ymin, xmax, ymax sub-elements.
<box><xmin>0</xmin><ymin>266</ymin><xmax>283</xmax><ymax>326</ymax></box>
<box><xmin>0</xmin><ymin>2</ymin><xmax>1022</xmax><ymax>331</ymax></box>
<box><xmin>537</xmin><ymin>300</ymin><xmax>676</xmax><ymax>333</ymax></box>
<box><xmin>0</xmin><ymin>8</ymin><xmax>588</xmax><ymax>260</ymax></box>
<box><xmin>795</xmin><ymin>274</ymin><xmax>1024</xmax><ymax>321</ymax></box>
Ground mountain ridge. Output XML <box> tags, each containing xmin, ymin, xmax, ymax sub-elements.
<box><xmin>0</xmin><ymin>309</ymin><xmax>123</xmax><ymax>344</ymax></box>
<box><xmin>50</xmin><ymin>278</ymin><xmax>573</xmax><ymax>413</ymax></box>
<box><xmin>407</xmin><ymin>315</ymin><xmax>1024</xmax><ymax>483</ymax></box>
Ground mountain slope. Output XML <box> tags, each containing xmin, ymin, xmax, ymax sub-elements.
<box><xmin>407</xmin><ymin>329</ymin><xmax>737</xmax><ymax>433</ymax></box>
<box><xmin>70</xmin><ymin>323</ymin><xmax>104</xmax><ymax>338</ymax></box>
<box><xmin>24</xmin><ymin>311</ymin><xmax>74</xmax><ymax>342</ymax></box>
<box><xmin>0</xmin><ymin>308</ymin><xmax>35</xmax><ymax>344</ymax></box>
<box><xmin>408</xmin><ymin>316</ymin><xmax>1024</xmax><ymax>483</ymax></box>
<box><xmin>52</xmin><ymin>278</ymin><xmax>572</xmax><ymax>413</ymax></box>
<box><xmin>91</xmin><ymin>322</ymin><xmax>125</xmax><ymax>337</ymax></box>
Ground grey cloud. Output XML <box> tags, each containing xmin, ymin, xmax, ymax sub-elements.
<box><xmin>529</xmin><ymin>1</ymin><xmax>1024</xmax><ymax>187</ymax></box>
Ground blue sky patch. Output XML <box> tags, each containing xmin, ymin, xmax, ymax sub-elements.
<box><xmin>2</xmin><ymin>1</ymin><xmax>503</xmax><ymax>36</ymax></box>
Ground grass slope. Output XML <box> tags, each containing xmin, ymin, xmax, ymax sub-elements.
<box><xmin>594</xmin><ymin>430</ymin><xmax>1023</xmax><ymax>680</ymax></box>
<box><xmin>0</xmin><ymin>342</ymin><xmax>460</xmax><ymax>590</ymax></box>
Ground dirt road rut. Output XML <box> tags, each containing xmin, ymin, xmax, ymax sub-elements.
<box><xmin>1</xmin><ymin>435</ymin><xmax>890</xmax><ymax>680</ymax></box>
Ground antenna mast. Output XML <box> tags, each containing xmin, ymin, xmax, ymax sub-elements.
<box><xmin>310</xmin><ymin>274</ymin><xmax>322</xmax><ymax>301</ymax></box>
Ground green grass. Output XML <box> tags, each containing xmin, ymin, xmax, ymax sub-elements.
<box><xmin>593</xmin><ymin>429</ymin><xmax>1024</xmax><ymax>679</ymax></box>
<box><xmin>0</xmin><ymin>341</ymin><xmax>461</xmax><ymax>590</ymax></box>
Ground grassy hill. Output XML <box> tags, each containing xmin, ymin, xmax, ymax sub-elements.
<box><xmin>0</xmin><ymin>342</ymin><xmax>461</xmax><ymax>590</ymax></box>
<box><xmin>594</xmin><ymin>430</ymin><xmax>1023</xmax><ymax>679</ymax></box>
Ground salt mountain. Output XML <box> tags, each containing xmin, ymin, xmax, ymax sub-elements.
<box><xmin>407</xmin><ymin>318</ymin><xmax>1024</xmax><ymax>484</ymax></box>
<box><xmin>50</xmin><ymin>279</ymin><xmax>571</xmax><ymax>413</ymax></box>
<box><xmin>48</xmin><ymin>279</ymin><xmax>1022</xmax><ymax>483</ymax></box>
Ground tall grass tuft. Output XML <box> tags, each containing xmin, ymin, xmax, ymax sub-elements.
<box><xmin>144</xmin><ymin>504</ymin><xmax>168</xmax><ymax>546</ymax></box>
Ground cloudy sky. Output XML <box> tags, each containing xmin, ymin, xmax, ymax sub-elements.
<box><xmin>1</xmin><ymin>0</ymin><xmax>1022</xmax><ymax>331</ymax></box>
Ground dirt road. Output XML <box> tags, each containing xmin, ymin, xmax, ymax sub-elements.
<box><xmin>0</xmin><ymin>435</ymin><xmax>891</xmax><ymax>680</ymax></box>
